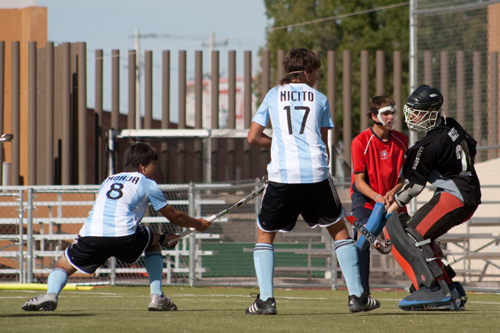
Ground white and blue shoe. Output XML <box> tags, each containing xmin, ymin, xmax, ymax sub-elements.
<box><xmin>22</xmin><ymin>293</ymin><xmax>58</xmax><ymax>311</ymax></box>
<box><xmin>148</xmin><ymin>293</ymin><xmax>178</xmax><ymax>311</ymax></box>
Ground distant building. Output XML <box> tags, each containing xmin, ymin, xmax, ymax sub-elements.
<box><xmin>186</xmin><ymin>77</ymin><xmax>256</xmax><ymax>129</ymax></box>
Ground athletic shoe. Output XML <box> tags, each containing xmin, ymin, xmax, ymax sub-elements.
<box><xmin>148</xmin><ymin>293</ymin><xmax>178</xmax><ymax>311</ymax></box>
<box><xmin>348</xmin><ymin>292</ymin><xmax>380</xmax><ymax>313</ymax></box>
<box><xmin>21</xmin><ymin>293</ymin><xmax>58</xmax><ymax>311</ymax></box>
<box><xmin>245</xmin><ymin>294</ymin><xmax>277</xmax><ymax>315</ymax></box>
<box><xmin>399</xmin><ymin>286</ymin><xmax>451</xmax><ymax>311</ymax></box>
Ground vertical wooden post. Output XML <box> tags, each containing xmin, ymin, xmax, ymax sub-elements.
<box><xmin>77</xmin><ymin>42</ymin><xmax>87</xmax><ymax>184</ymax></box>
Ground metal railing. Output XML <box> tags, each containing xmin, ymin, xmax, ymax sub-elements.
<box><xmin>0</xmin><ymin>179</ymin><xmax>499</xmax><ymax>290</ymax></box>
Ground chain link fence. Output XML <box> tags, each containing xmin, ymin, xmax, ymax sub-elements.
<box><xmin>413</xmin><ymin>0</ymin><xmax>500</xmax><ymax>160</ymax></box>
<box><xmin>0</xmin><ymin>177</ymin><xmax>499</xmax><ymax>290</ymax></box>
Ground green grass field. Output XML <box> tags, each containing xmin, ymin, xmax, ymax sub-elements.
<box><xmin>2</xmin><ymin>286</ymin><xmax>500</xmax><ymax>332</ymax></box>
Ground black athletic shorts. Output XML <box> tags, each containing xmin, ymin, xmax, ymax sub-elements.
<box><xmin>258</xmin><ymin>177</ymin><xmax>344</xmax><ymax>232</ymax></box>
<box><xmin>65</xmin><ymin>224</ymin><xmax>153</xmax><ymax>274</ymax></box>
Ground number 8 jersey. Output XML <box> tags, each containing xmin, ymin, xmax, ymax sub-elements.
<box><xmin>252</xmin><ymin>83</ymin><xmax>334</xmax><ymax>184</ymax></box>
<box><xmin>79</xmin><ymin>172</ymin><xmax>168</xmax><ymax>237</ymax></box>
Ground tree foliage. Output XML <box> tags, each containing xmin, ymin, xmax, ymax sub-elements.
<box><xmin>261</xmin><ymin>0</ymin><xmax>410</xmax><ymax>133</ymax></box>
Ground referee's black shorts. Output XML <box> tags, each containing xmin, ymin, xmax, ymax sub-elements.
<box><xmin>258</xmin><ymin>177</ymin><xmax>344</xmax><ymax>232</ymax></box>
<box><xmin>65</xmin><ymin>224</ymin><xmax>153</xmax><ymax>274</ymax></box>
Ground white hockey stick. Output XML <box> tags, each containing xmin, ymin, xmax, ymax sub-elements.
<box><xmin>0</xmin><ymin>134</ymin><xmax>13</xmax><ymax>142</ymax></box>
<box><xmin>344</xmin><ymin>211</ymin><xmax>392</xmax><ymax>255</ymax></box>
<box><xmin>167</xmin><ymin>181</ymin><xmax>267</xmax><ymax>246</ymax></box>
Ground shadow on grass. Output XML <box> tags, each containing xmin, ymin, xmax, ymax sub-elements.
<box><xmin>244</xmin><ymin>311</ymin><xmax>482</xmax><ymax>317</ymax></box>
<box><xmin>0</xmin><ymin>313</ymin><xmax>94</xmax><ymax>318</ymax></box>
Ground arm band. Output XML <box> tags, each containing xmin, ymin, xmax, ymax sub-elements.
<box><xmin>394</xmin><ymin>183</ymin><xmax>425</xmax><ymax>207</ymax></box>
<box><xmin>373</xmin><ymin>194</ymin><xmax>381</xmax><ymax>202</ymax></box>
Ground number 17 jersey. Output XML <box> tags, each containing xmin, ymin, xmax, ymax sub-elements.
<box><xmin>252</xmin><ymin>83</ymin><xmax>334</xmax><ymax>184</ymax></box>
<box><xmin>79</xmin><ymin>172</ymin><xmax>168</xmax><ymax>237</ymax></box>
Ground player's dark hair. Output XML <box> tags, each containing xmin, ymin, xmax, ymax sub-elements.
<box><xmin>122</xmin><ymin>142</ymin><xmax>158</xmax><ymax>172</ymax></box>
<box><xmin>368</xmin><ymin>96</ymin><xmax>396</xmax><ymax>118</ymax></box>
<box><xmin>280</xmin><ymin>48</ymin><xmax>321</xmax><ymax>85</ymax></box>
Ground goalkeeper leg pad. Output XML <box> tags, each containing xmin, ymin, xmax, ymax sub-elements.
<box><xmin>385</xmin><ymin>213</ymin><xmax>445</xmax><ymax>290</ymax></box>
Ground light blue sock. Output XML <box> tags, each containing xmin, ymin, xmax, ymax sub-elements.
<box><xmin>145</xmin><ymin>252</ymin><xmax>163</xmax><ymax>296</ymax></box>
<box><xmin>334</xmin><ymin>239</ymin><xmax>363</xmax><ymax>297</ymax></box>
<box><xmin>254</xmin><ymin>243</ymin><xmax>274</xmax><ymax>300</ymax></box>
<box><xmin>47</xmin><ymin>268</ymin><xmax>68</xmax><ymax>295</ymax></box>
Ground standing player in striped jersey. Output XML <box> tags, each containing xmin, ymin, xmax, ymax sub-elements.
<box><xmin>350</xmin><ymin>96</ymin><xmax>408</xmax><ymax>294</ymax></box>
<box><xmin>22</xmin><ymin>142</ymin><xmax>212</xmax><ymax>312</ymax></box>
<box><xmin>245</xmin><ymin>48</ymin><xmax>380</xmax><ymax>315</ymax></box>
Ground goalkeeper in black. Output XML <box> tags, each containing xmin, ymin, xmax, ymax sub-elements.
<box><xmin>385</xmin><ymin>85</ymin><xmax>481</xmax><ymax>311</ymax></box>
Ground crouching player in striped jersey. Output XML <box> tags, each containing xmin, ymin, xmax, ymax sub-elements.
<box><xmin>22</xmin><ymin>142</ymin><xmax>212</xmax><ymax>312</ymax></box>
<box><xmin>246</xmin><ymin>48</ymin><xmax>380</xmax><ymax>315</ymax></box>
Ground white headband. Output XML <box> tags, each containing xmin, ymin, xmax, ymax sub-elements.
<box><xmin>378</xmin><ymin>105</ymin><xmax>397</xmax><ymax>113</ymax></box>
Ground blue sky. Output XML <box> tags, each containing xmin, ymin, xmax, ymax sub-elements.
<box><xmin>34</xmin><ymin>0</ymin><xmax>271</xmax><ymax>121</ymax></box>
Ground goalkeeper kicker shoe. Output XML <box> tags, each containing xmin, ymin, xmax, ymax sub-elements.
<box><xmin>418</xmin><ymin>282</ymin><xmax>467</xmax><ymax>311</ymax></box>
<box><xmin>348</xmin><ymin>292</ymin><xmax>381</xmax><ymax>313</ymax></box>
<box><xmin>21</xmin><ymin>293</ymin><xmax>58</xmax><ymax>311</ymax></box>
<box><xmin>148</xmin><ymin>293</ymin><xmax>178</xmax><ymax>311</ymax></box>
<box><xmin>399</xmin><ymin>286</ymin><xmax>451</xmax><ymax>311</ymax></box>
<box><xmin>245</xmin><ymin>294</ymin><xmax>277</xmax><ymax>315</ymax></box>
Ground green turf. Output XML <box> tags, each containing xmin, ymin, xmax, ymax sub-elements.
<box><xmin>202</xmin><ymin>242</ymin><xmax>328</xmax><ymax>277</ymax></box>
<box><xmin>2</xmin><ymin>286</ymin><xmax>500</xmax><ymax>332</ymax></box>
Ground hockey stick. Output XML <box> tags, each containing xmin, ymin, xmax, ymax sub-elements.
<box><xmin>0</xmin><ymin>134</ymin><xmax>13</xmax><ymax>143</ymax></box>
<box><xmin>167</xmin><ymin>181</ymin><xmax>267</xmax><ymax>246</ymax></box>
<box><xmin>344</xmin><ymin>211</ymin><xmax>392</xmax><ymax>255</ymax></box>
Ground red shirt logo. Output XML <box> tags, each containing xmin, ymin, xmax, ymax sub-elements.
<box><xmin>380</xmin><ymin>149</ymin><xmax>389</xmax><ymax>160</ymax></box>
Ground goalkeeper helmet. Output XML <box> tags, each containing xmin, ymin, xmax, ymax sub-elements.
<box><xmin>403</xmin><ymin>85</ymin><xmax>443</xmax><ymax>132</ymax></box>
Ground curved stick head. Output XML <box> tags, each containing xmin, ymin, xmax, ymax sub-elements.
<box><xmin>374</xmin><ymin>239</ymin><xmax>392</xmax><ymax>255</ymax></box>
<box><xmin>0</xmin><ymin>134</ymin><xmax>13</xmax><ymax>142</ymax></box>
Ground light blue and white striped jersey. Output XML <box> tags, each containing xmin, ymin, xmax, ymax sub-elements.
<box><xmin>79</xmin><ymin>172</ymin><xmax>168</xmax><ymax>237</ymax></box>
<box><xmin>252</xmin><ymin>83</ymin><xmax>334</xmax><ymax>184</ymax></box>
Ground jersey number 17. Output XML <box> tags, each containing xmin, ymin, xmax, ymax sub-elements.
<box><xmin>284</xmin><ymin>106</ymin><xmax>310</xmax><ymax>135</ymax></box>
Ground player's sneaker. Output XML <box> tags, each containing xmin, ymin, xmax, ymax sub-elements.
<box><xmin>348</xmin><ymin>292</ymin><xmax>380</xmax><ymax>313</ymax></box>
<box><xmin>245</xmin><ymin>294</ymin><xmax>277</xmax><ymax>315</ymax></box>
<box><xmin>148</xmin><ymin>293</ymin><xmax>178</xmax><ymax>311</ymax></box>
<box><xmin>399</xmin><ymin>286</ymin><xmax>451</xmax><ymax>311</ymax></box>
<box><xmin>21</xmin><ymin>293</ymin><xmax>58</xmax><ymax>311</ymax></box>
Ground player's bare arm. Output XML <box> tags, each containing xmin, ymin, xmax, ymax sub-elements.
<box><xmin>354</xmin><ymin>172</ymin><xmax>386</xmax><ymax>205</ymax></box>
<box><xmin>158</xmin><ymin>204</ymin><xmax>212</xmax><ymax>231</ymax></box>
<box><xmin>247</xmin><ymin>122</ymin><xmax>272</xmax><ymax>148</ymax></box>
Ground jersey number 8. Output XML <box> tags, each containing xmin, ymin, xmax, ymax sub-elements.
<box><xmin>106</xmin><ymin>183</ymin><xmax>124</xmax><ymax>200</ymax></box>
